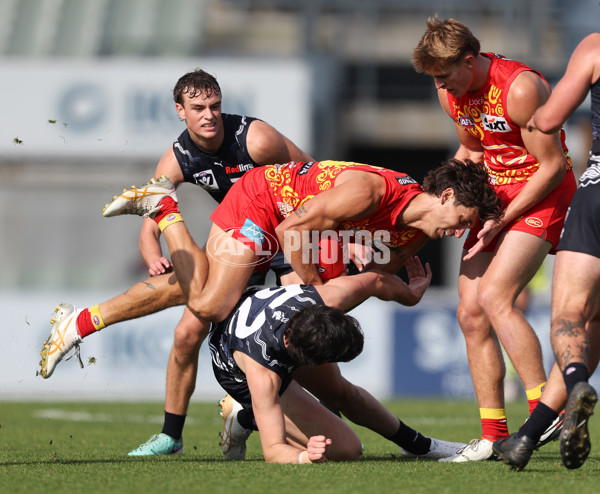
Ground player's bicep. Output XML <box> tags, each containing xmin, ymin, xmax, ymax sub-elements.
<box><xmin>278</xmin><ymin>181</ymin><xmax>380</xmax><ymax>233</ymax></box>
<box><xmin>540</xmin><ymin>71</ymin><xmax>591</xmax><ymax>130</ymax></box>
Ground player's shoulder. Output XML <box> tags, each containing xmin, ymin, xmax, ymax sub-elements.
<box><xmin>575</xmin><ymin>33</ymin><xmax>600</xmax><ymax>63</ymax></box>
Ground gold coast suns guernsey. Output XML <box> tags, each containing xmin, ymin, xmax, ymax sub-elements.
<box><xmin>447</xmin><ymin>52</ymin><xmax>571</xmax><ymax>186</ymax></box>
<box><xmin>263</xmin><ymin>160</ymin><xmax>425</xmax><ymax>248</ymax></box>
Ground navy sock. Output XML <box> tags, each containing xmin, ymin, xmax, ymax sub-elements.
<box><xmin>161</xmin><ymin>411</ymin><xmax>186</xmax><ymax>441</ymax></box>
<box><xmin>563</xmin><ymin>362</ymin><xmax>589</xmax><ymax>397</ymax></box>
<box><xmin>517</xmin><ymin>402</ymin><xmax>558</xmax><ymax>442</ymax></box>
<box><xmin>388</xmin><ymin>419</ymin><xmax>431</xmax><ymax>455</ymax></box>
<box><xmin>237</xmin><ymin>408</ymin><xmax>259</xmax><ymax>431</ymax></box>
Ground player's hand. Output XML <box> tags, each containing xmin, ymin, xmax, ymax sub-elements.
<box><xmin>463</xmin><ymin>216</ymin><xmax>505</xmax><ymax>261</ymax></box>
<box><xmin>404</xmin><ymin>256</ymin><xmax>432</xmax><ymax>301</ymax></box>
<box><xmin>306</xmin><ymin>435</ymin><xmax>332</xmax><ymax>463</ymax></box>
<box><xmin>346</xmin><ymin>243</ymin><xmax>374</xmax><ymax>272</ymax></box>
<box><xmin>148</xmin><ymin>257</ymin><xmax>173</xmax><ymax>277</ymax></box>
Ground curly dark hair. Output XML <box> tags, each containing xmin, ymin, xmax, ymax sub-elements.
<box><xmin>284</xmin><ymin>305</ymin><xmax>364</xmax><ymax>366</ymax></box>
<box><xmin>173</xmin><ymin>69</ymin><xmax>221</xmax><ymax>105</ymax></box>
<box><xmin>422</xmin><ymin>159</ymin><xmax>503</xmax><ymax>222</ymax></box>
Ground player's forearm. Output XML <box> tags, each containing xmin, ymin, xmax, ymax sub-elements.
<box><xmin>276</xmin><ymin>226</ymin><xmax>323</xmax><ymax>285</ymax></box>
<box><xmin>289</xmin><ymin>248</ymin><xmax>322</xmax><ymax>285</ymax></box>
<box><xmin>139</xmin><ymin>220</ymin><xmax>164</xmax><ymax>266</ymax></box>
<box><xmin>374</xmin><ymin>272</ymin><xmax>423</xmax><ymax>306</ymax></box>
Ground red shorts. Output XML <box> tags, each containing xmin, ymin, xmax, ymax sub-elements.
<box><xmin>210</xmin><ymin>168</ymin><xmax>281</xmax><ymax>257</ymax></box>
<box><xmin>464</xmin><ymin>169</ymin><xmax>577</xmax><ymax>254</ymax></box>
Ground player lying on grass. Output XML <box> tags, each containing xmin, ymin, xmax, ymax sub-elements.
<box><xmin>39</xmin><ymin>159</ymin><xmax>500</xmax><ymax>457</ymax></box>
<box><xmin>209</xmin><ymin>258</ymin><xmax>468</xmax><ymax>463</ymax></box>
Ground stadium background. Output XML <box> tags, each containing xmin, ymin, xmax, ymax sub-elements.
<box><xmin>1</xmin><ymin>0</ymin><xmax>599</xmax><ymax>401</ymax></box>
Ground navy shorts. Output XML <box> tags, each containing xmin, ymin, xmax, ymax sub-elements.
<box><xmin>247</xmin><ymin>251</ymin><xmax>293</xmax><ymax>286</ymax></box>
<box><xmin>557</xmin><ymin>156</ymin><xmax>600</xmax><ymax>259</ymax></box>
<box><xmin>212</xmin><ymin>361</ymin><xmax>292</xmax><ymax>431</ymax></box>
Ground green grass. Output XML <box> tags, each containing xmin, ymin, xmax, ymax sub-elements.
<box><xmin>1</xmin><ymin>399</ymin><xmax>598</xmax><ymax>494</ymax></box>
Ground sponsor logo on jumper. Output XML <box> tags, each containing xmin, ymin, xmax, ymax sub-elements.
<box><xmin>395</xmin><ymin>176</ymin><xmax>418</xmax><ymax>185</ymax></box>
<box><xmin>298</xmin><ymin>162</ymin><xmax>315</xmax><ymax>175</ymax></box>
<box><xmin>458</xmin><ymin>115</ymin><xmax>475</xmax><ymax>129</ymax></box>
<box><xmin>482</xmin><ymin>114</ymin><xmax>511</xmax><ymax>132</ymax></box>
<box><xmin>193</xmin><ymin>169</ymin><xmax>217</xmax><ymax>189</ymax></box>
<box><xmin>240</xmin><ymin>218</ymin><xmax>266</xmax><ymax>246</ymax></box>
<box><xmin>468</xmin><ymin>97</ymin><xmax>484</xmax><ymax>106</ymax></box>
<box><xmin>277</xmin><ymin>201</ymin><xmax>295</xmax><ymax>217</ymax></box>
<box><xmin>225</xmin><ymin>163</ymin><xmax>254</xmax><ymax>174</ymax></box>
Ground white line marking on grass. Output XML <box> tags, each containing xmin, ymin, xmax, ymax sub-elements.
<box><xmin>32</xmin><ymin>408</ymin><xmax>197</xmax><ymax>425</ymax></box>
<box><xmin>398</xmin><ymin>417</ymin><xmax>477</xmax><ymax>425</ymax></box>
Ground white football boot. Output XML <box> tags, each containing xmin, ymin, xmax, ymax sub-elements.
<box><xmin>39</xmin><ymin>304</ymin><xmax>84</xmax><ymax>378</ymax></box>
<box><xmin>219</xmin><ymin>395</ymin><xmax>253</xmax><ymax>460</ymax></box>
<box><xmin>102</xmin><ymin>175</ymin><xmax>178</xmax><ymax>218</ymax></box>
<box><xmin>402</xmin><ymin>437</ymin><xmax>467</xmax><ymax>460</ymax></box>
<box><xmin>438</xmin><ymin>438</ymin><xmax>495</xmax><ymax>462</ymax></box>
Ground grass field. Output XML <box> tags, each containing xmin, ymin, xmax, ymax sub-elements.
<box><xmin>1</xmin><ymin>398</ymin><xmax>598</xmax><ymax>494</ymax></box>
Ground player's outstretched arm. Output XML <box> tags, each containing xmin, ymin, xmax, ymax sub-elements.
<box><xmin>528</xmin><ymin>33</ymin><xmax>600</xmax><ymax>134</ymax></box>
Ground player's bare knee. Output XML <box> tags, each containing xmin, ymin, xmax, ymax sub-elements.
<box><xmin>187</xmin><ymin>295</ymin><xmax>235</xmax><ymax>322</ymax></box>
<box><xmin>456</xmin><ymin>302</ymin><xmax>485</xmax><ymax>337</ymax></box>
<box><xmin>329</xmin><ymin>435</ymin><xmax>363</xmax><ymax>461</ymax></box>
<box><xmin>173</xmin><ymin>318</ymin><xmax>208</xmax><ymax>351</ymax></box>
<box><xmin>477</xmin><ymin>282</ymin><xmax>512</xmax><ymax>319</ymax></box>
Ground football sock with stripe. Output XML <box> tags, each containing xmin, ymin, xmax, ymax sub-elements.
<box><xmin>526</xmin><ymin>382</ymin><xmax>546</xmax><ymax>414</ymax></box>
<box><xmin>480</xmin><ymin>408</ymin><xmax>508</xmax><ymax>441</ymax></box>
<box><xmin>153</xmin><ymin>197</ymin><xmax>183</xmax><ymax>232</ymax></box>
<box><xmin>76</xmin><ymin>305</ymin><xmax>106</xmax><ymax>338</ymax></box>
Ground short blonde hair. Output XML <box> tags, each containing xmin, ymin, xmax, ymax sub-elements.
<box><xmin>412</xmin><ymin>17</ymin><xmax>480</xmax><ymax>73</ymax></box>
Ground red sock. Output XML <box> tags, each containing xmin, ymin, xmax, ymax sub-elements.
<box><xmin>526</xmin><ymin>382</ymin><xmax>546</xmax><ymax>415</ymax></box>
<box><xmin>480</xmin><ymin>408</ymin><xmax>509</xmax><ymax>441</ymax></box>
<box><xmin>76</xmin><ymin>305</ymin><xmax>106</xmax><ymax>338</ymax></box>
<box><xmin>528</xmin><ymin>397</ymin><xmax>540</xmax><ymax>415</ymax></box>
<box><xmin>153</xmin><ymin>197</ymin><xmax>180</xmax><ymax>224</ymax></box>
<box><xmin>481</xmin><ymin>418</ymin><xmax>509</xmax><ymax>441</ymax></box>
<box><xmin>76</xmin><ymin>309</ymin><xmax>95</xmax><ymax>338</ymax></box>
